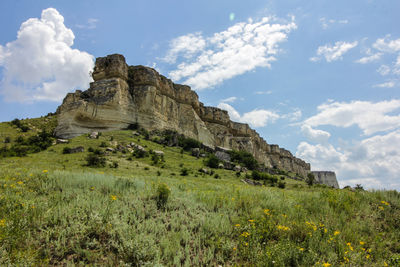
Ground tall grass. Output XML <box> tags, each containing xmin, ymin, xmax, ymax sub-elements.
<box><xmin>0</xmin><ymin>168</ymin><xmax>399</xmax><ymax>266</ymax></box>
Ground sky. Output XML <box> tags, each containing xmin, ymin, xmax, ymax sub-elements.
<box><xmin>0</xmin><ymin>0</ymin><xmax>399</xmax><ymax>190</ymax></box>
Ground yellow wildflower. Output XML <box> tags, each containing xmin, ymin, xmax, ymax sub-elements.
<box><xmin>0</xmin><ymin>219</ymin><xmax>5</xmax><ymax>227</ymax></box>
<box><xmin>299</xmin><ymin>247</ymin><xmax>304</xmax><ymax>251</ymax></box>
<box><xmin>381</xmin><ymin>200</ymin><xmax>389</xmax><ymax>206</ymax></box>
<box><xmin>343</xmin><ymin>257</ymin><xmax>349</xmax><ymax>263</ymax></box>
<box><xmin>233</xmin><ymin>247</ymin><xmax>237</xmax><ymax>251</ymax></box>
<box><xmin>90</xmin><ymin>186</ymin><xmax>95</xmax><ymax>191</ymax></box>
<box><xmin>378</xmin><ymin>206</ymin><xmax>384</xmax><ymax>210</ymax></box>
<box><xmin>42</xmin><ymin>170</ymin><xmax>48</xmax><ymax>173</ymax></box>
<box><xmin>366</xmin><ymin>254</ymin><xmax>370</xmax><ymax>259</ymax></box>
<box><xmin>17</xmin><ymin>181</ymin><xmax>23</xmax><ymax>185</ymax></box>
<box><xmin>359</xmin><ymin>241</ymin><xmax>365</xmax><ymax>245</ymax></box>
<box><xmin>231</xmin><ymin>197</ymin><xmax>235</xmax><ymax>201</ymax></box>
<box><xmin>110</xmin><ymin>195</ymin><xmax>117</xmax><ymax>201</ymax></box>
<box><xmin>334</xmin><ymin>231</ymin><xmax>340</xmax><ymax>236</ymax></box>
<box><xmin>241</xmin><ymin>232</ymin><xmax>250</xmax><ymax>237</ymax></box>
<box><xmin>248</xmin><ymin>219</ymin><xmax>255</xmax><ymax>223</ymax></box>
<box><xmin>235</xmin><ymin>224</ymin><xmax>240</xmax><ymax>227</ymax></box>
<box><xmin>276</xmin><ymin>225</ymin><xmax>290</xmax><ymax>231</ymax></box>
<box><xmin>244</xmin><ymin>242</ymin><xmax>248</xmax><ymax>246</ymax></box>
<box><xmin>324</xmin><ymin>228</ymin><xmax>327</xmax><ymax>233</ymax></box>
<box><xmin>322</xmin><ymin>262</ymin><xmax>331</xmax><ymax>267</ymax></box>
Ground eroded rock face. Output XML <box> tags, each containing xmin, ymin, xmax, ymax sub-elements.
<box><xmin>55</xmin><ymin>54</ymin><xmax>311</xmax><ymax>177</ymax></box>
<box><xmin>311</xmin><ymin>171</ymin><xmax>339</xmax><ymax>188</ymax></box>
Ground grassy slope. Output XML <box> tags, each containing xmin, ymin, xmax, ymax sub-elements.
<box><xmin>0</xmin><ymin>117</ymin><xmax>399</xmax><ymax>266</ymax></box>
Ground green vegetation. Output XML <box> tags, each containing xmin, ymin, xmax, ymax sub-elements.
<box><xmin>229</xmin><ymin>150</ymin><xmax>259</xmax><ymax>170</ymax></box>
<box><xmin>0</xmin><ymin>117</ymin><xmax>399</xmax><ymax>266</ymax></box>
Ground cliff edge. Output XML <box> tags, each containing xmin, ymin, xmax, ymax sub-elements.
<box><xmin>55</xmin><ymin>54</ymin><xmax>311</xmax><ymax>177</ymax></box>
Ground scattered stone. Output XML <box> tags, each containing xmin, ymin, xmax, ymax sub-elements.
<box><xmin>154</xmin><ymin>150</ymin><xmax>164</xmax><ymax>156</ymax></box>
<box><xmin>233</xmin><ymin>165</ymin><xmax>242</xmax><ymax>172</ymax></box>
<box><xmin>191</xmin><ymin>148</ymin><xmax>200</xmax><ymax>157</ymax></box>
<box><xmin>199</xmin><ymin>168</ymin><xmax>209</xmax><ymax>174</ymax></box>
<box><xmin>70</xmin><ymin>146</ymin><xmax>84</xmax><ymax>153</ymax></box>
<box><xmin>56</xmin><ymin>139</ymin><xmax>69</xmax><ymax>144</ymax></box>
<box><xmin>218</xmin><ymin>163</ymin><xmax>225</xmax><ymax>169</ymax></box>
<box><xmin>215</xmin><ymin>150</ymin><xmax>231</xmax><ymax>162</ymax></box>
<box><xmin>89</xmin><ymin>132</ymin><xmax>99</xmax><ymax>139</ymax></box>
<box><xmin>241</xmin><ymin>178</ymin><xmax>262</xmax><ymax>186</ymax></box>
<box><xmin>199</xmin><ymin>153</ymin><xmax>206</xmax><ymax>158</ymax></box>
<box><xmin>106</xmin><ymin>147</ymin><xmax>115</xmax><ymax>152</ymax></box>
<box><xmin>132</xmin><ymin>131</ymin><xmax>140</xmax><ymax>136</ymax></box>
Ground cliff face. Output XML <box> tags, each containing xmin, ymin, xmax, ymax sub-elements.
<box><xmin>55</xmin><ymin>54</ymin><xmax>311</xmax><ymax>177</ymax></box>
<box><xmin>312</xmin><ymin>171</ymin><xmax>339</xmax><ymax>188</ymax></box>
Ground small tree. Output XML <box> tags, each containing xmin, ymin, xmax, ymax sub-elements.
<box><xmin>306</xmin><ymin>173</ymin><xmax>315</xmax><ymax>186</ymax></box>
<box><xmin>205</xmin><ymin>154</ymin><xmax>220</xmax><ymax>168</ymax></box>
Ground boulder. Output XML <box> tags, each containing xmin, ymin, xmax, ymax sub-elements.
<box><xmin>218</xmin><ymin>163</ymin><xmax>225</xmax><ymax>169</ymax></box>
<box><xmin>191</xmin><ymin>148</ymin><xmax>200</xmax><ymax>157</ymax></box>
<box><xmin>233</xmin><ymin>165</ymin><xmax>242</xmax><ymax>172</ymax></box>
<box><xmin>89</xmin><ymin>132</ymin><xmax>99</xmax><ymax>139</ymax></box>
<box><xmin>154</xmin><ymin>150</ymin><xmax>164</xmax><ymax>156</ymax></box>
<box><xmin>241</xmin><ymin>178</ymin><xmax>262</xmax><ymax>186</ymax></box>
<box><xmin>70</xmin><ymin>146</ymin><xmax>84</xmax><ymax>153</ymax></box>
<box><xmin>215</xmin><ymin>151</ymin><xmax>231</xmax><ymax>162</ymax></box>
<box><xmin>56</xmin><ymin>139</ymin><xmax>69</xmax><ymax>144</ymax></box>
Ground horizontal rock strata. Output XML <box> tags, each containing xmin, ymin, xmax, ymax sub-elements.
<box><xmin>55</xmin><ymin>54</ymin><xmax>311</xmax><ymax>177</ymax></box>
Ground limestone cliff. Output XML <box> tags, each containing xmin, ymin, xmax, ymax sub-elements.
<box><xmin>55</xmin><ymin>54</ymin><xmax>311</xmax><ymax>177</ymax></box>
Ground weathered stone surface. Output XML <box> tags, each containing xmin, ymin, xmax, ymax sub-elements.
<box><xmin>70</xmin><ymin>146</ymin><xmax>84</xmax><ymax>153</ymax></box>
<box><xmin>312</xmin><ymin>171</ymin><xmax>339</xmax><ymax>188</ymax></box>
<box><xmin>55</xmin><ymin>53</ymin><xmax>312</xmax><ymax>178</ymax></box>
<box><xmin>215</xmin><ymin>151</ymin><xmax>231</xmax><ymax>162</ymax></box>
<box><xmin>56</xmin><ymin>139</ymin><xmax>69</xmax><ymax>144</ymax></box>
<box><xmin>89</xmin><ymin>132</ymin><xmax>98</xmax><ymax>139</ymax></box>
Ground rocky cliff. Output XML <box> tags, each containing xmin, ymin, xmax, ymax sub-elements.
<box><xmin>55</xmin><ymin>54</ymin><xmax>311</xmax><ymax>177</ymax></box>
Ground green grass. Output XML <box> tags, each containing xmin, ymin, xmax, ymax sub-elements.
<box><xmin>0</xmin><ymin>118</ymin><xmax>399</xmax><ymax>266</ymax></box>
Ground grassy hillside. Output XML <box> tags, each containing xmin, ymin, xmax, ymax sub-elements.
<box><xmin>0</xmin><ymin>117</ymin><xmax>399</xmax><ymax>266</ymax></box>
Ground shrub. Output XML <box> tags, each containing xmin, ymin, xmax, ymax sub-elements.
<box><xmin>229</xmin><ymin>150</ymin><xmax>258</xmax><ymax>170</ymax></box>
<box><xmin>278</xmin><ymin>181</ymin><xmax>286</xmax><ymax>189</ymax></box>
<box><xmin>11</xmin><ymin>118</ymin><xmax>22</xmax><ymax>128</ymax></box>
<box><xmin>19</xmin><ymin>125</ymin><xmax>30</xmax><ymax>132</ymax></box>
<box><xmin>155</xmin><ymin>183</ymin><xmax>171</xmax><ymax>210</ymax></box>
<box><xmin>178</xmin><ymin>136</ymin><xmax>202</xmax><ymax>151</ymax></box>
<box><xmin>157</xmin><ymin>171</ymin><xmax>161</xmax><ymax>176</ymax></box>
<box><xmin>133</xmin><ymin>149</ymin><xmax>148</xmax><ymax>158</ymax></box>
<box><xmin>306</xmin><ymin>173</ymin><xmax>315</xmax><ymax>186</ymax></box>
<box><xmin>180</xmin><ymin>168</ymin><xmax>189</xmax><ymax>176</ymax></box>
<box><xmin>354</xmin><ymin>184</ymin><xmax>364</xmax><ymax>190</ymax></box>
<box><xmin>127</xmin><ymin>122</ymin><xmax>139</xmax><ymax>130</ymax></box>
<box><xmin>109</xmin><ymin>161</ymin><xmax>119</xmax><ymax>168</ymax></box>
<box><xmin>214</xmin><ymin>173</ymin><xmax>220</xmax><ymax>179</ymax></box>
<box><xmin>62</xmin><ymin>147</ymin><xmax>72</xmax><ymax>154</ymax></box>
<box><xmin>205</xmin><ymin>154</ymin><xmax>220</xmax><ymax>168</ymax></box>
<box><xmin>88</xmin><ymin>147</ymin><xmax>94</xmax><ymax>152</ymax></box>
<box><xmin>4</xmin><ymin>137</ymin><xmax>11</xmax><ymax>143</ymax></box>
<box><xmin>85</xmin><ymin>153</ymin><xmax>106</xmax><ymax>167</ymax></box>
<box><xmin>99</xmin><ymin>141</ymin><xmax>107</xmax><ymax>147</ymax></box>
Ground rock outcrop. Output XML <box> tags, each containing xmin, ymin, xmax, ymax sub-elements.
<box><xmin>55</xmin><ymin>54</ymin><xmax>311</xmax><ymax>177</ymax></box>
<box><xmin>311</xmin><ymin>171</ymin><xmax>339</xmax><ymax>188</ymax></box>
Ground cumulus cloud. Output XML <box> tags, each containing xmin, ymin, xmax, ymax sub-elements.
<box><xmin>296</xmin><ymin>130</ymin><xmax>400</xmax><ymax>190</ymax></box>
<box><xmin>217</xmin><ymin>102</ymin><xmax>279</xmax><ymax>128</ymax></box>
<box><xmin>301</xmin><ymin>124</ymin><xmax>331</xmax><ymax>143</ymax></box>
<box><xmin>164</xmin><ymin>16</ymin><xmax>297</xmax><ymax>90</ymax></box>
<box><xmin>373</xmin><ymin>81</ymin><xmax>396</xmax><ymax>88</ymax></box>
<box><xmin>373</xmin><ymin>36</ymin><xmax>400</xmax><ymax>53</ymax></box>
<box><xmin>377</xmin><ymin>65</ymin><xmax>391</xmax><ymax>76</ymax></box>
<box><xmin>355</xmin><ymin>52</ymin><xmax>382</xmax><ymax>64</ymax></box>
<box><xmin>310</xmin><ymin>41</ymin><xmax>358</xmax><ymax>62</ymax></box>
<box><xmin>0</xmin><ymin>8</ymin><xmax>94</xmax><ymax>102</ymax></box>
<box><xmin>304</xmin><ymin>99</ymin><xmax>400</xmax><ymax>135</ymax></box>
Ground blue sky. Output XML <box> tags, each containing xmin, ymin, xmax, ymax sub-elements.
<box><xmin>1</xmin><ymin>0</ymin><xmax>399</xmax><ymax>189</ymax></box>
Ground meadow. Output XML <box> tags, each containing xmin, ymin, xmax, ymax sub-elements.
<box><xmin>0</xmin><ymin>117</ymin><xmax>399</xmax><ymax>266</ymax></box>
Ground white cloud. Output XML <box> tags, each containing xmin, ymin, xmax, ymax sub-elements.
<box><xmin>305</xmin><ymin>99</ymin><xmax>400</xmax><ymax>136</ymax></box>
<box><xmin>301</xmin><ymin>124</ymin><xmax>331</xmax><ymax>143</ymax></box>
<box><xmin>373</xmin><ymin>36</ymin><xmax>400</xmax><ymax>53</ymax></box>
<box><xmin>296</xmin><ymin>129</ymin><xmax>400</xmax><ymax>190</ymax></box>
<box><xmin>164</xmin><ymin>16</ymin><xmax>297</xmax><ymax>90</ymax></box>
<box><xmin>373</xmin><ymin>81</ymin><xmax>396</xmax><ymax>88</ymax></box>
<box><xmin>283</xmin><ymin>109</ymin><xmax>302</xmax><ymax>122</ymax></box>
<box><xmin>254</xmin><ymin>90</ymin><xmax>272</xmax><ymax>95</ymax></box>
<box><xmin>0</xmin><ymin>8</ymin><xmax>94</xmax><ymax>102</ymax></box>
<box><xmin>377</xmin><ymin>65</ymin><xmax>391</xmax><ymax>76</ymax></box>
<box><xmin>320</xmin><ymin>17</ymin><xmax>348</xmax><ymax>30</ymax></box>
<box><xmin>220</xmin><ymin>96</ymin><xmax>237</xmax><ymax>103</ymax></box>
<box><xmin>76</xmin><ymin>18</ymin><xmax>98</xmax><ymax>29</ymax></box>
<box><xmin>310</xmin><ymin>41</ymin><xmax>358</xmax><ymax>62</ymax></box>
<box><xmin>217</xmin><ymin>102</ymin><xmax>279</xmax><ymax>128</ymax></box>
<box><xmin>355</xmin><ymin>52</ymin><xmax>382</xmax><ymax>64</ymax></box>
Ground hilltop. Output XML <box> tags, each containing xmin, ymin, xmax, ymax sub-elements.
<box><xmin>0</xmin><ymin>116</ymin><xmax>399</xmax><ymax>266</ymax></box>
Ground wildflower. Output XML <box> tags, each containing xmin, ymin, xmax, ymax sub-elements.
<box><xmin>263</xmin><ymin>209</ymin><xmax>271</xmax><ymax>215</ymax></box>
<box><xmin>0</xmin><ymin>219</ymin><xmax>5</xmax><ymax>227</ymax></box>
<box><xmin>231</xmin><ymin>197</ymin><xmax>235</xmax><ymax>201</ymax></box>
<box><xmin>248</xmin><ymin>219</ymin><xmax>255</xmax><ymax>223</ymax></box>
<box><xmin>381</xmin><ymin>200</ymin><xmax>389</xmax><ymax>206</ymax></box>
<box><xmin>90</xmin><ymin>186</ymin><xmax>95</xmax><ymax>191</ymax></box>
<box><xmin>334</xmin><ymin>231</ymin><xmax>340</xmax><ymax>236</ymax></box>
<box><xmin>110</xmin><ymin>195</ymin><xmax>117</xmax><ymax>201</ymax></box>
<box><xmin>42</xmin><ymin>170</ymin><xmax>48</xmax><ymax>173</ymax></box>
<box><xmin>233</xmin><ymin>247</ymin><xmax>237</xmax><ymax>251</ymax></box>
<box><xmin>324</xmin><ymin>228</ymin><xmax>327</xmax><ymax>233</ymax></box>
<box><xmin>235</xmin><ymin>224</ymin><xmax>240</xmax><ymax>227</ymax></box>
<box><xmin>241</xmin><ymin>232</ymin><xmax>250</xmax><ymax>237</ymax></box>
<box><xmin>378</xmin><ymin>206</ymin><xmax>384</xmax><ymax>211</ymax></box>
<box><xmin>276</xmin><ymin>225</ymin><xmax>290</xmax><ymax>231</ymax></box>
<box><xmin>359</xmin><ymin>241</ymin><xmax>365</xmax><ymax>245</ymax></box>
<box><xmin>322</xmin><ymin>262</ymin><xmax>331</xmax><ymax>267</ymax></box>
<box><xmin>343</xmin><ymin>257</ymin><xmax>349</xmax><ymax>263</ymax></box>
<box><xmin>29</xmin><ymin>173</ymin><xmax>33</xmax><ymax>177</ymax></box>
<box><xmin>244</xmin><ymin>242</ymin><xmax>248</xmax><ymax>246</ymax></box>
<box><xmin>366</xmin><ymin>254</ymin><xmax>370</xmax><ymax>259</ymax></box>
<box><xmin>17</xmin><ymin>181</ymin><xmax>23</xmax><ymax>185</ymax></box>
<box><xmin>281</xmin><ymin>214</ymin><xmax>287</xmax><ymax>218</ymax></box>
<box><xmin>299</xmin><ymin>247</ymin><xmax>304</xmax><ymax>251</ymax></box>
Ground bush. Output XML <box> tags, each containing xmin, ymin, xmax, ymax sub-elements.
<box><xmin>205</xmin><ymin>154</ymin><xmax>220</xmax><ymax>168</ymax></box>
<box><xmin>62</xmin><ymin>147</ymin><xmax>72</xmax><ymax>154</ymax></box>
<box><xmin>214</xmin><ymin>173</ymin><xmax>220</xmax><ymax>179</ymax></box>
<box><xmin>88</xmin><ymin>147</ymin><xmax>94</xmax><ymax>152</ymax></box>
<box><xmin>4</xmin><ymin>137</ymin><xmax>11</xmax><ymax>143</ymax></box>
<box><xmin>85</xmin><ymin>153</ymin><xmax>106</xmax><ymax>167</ymax></box>
<box><xmin>127</xmin><ymin>122</ymin><xmax>139</xmax><ymax>130</ymax></box>
<box><xmin>155</xmin><ymin>183</ymin><xmax>171</xmax><ymax>210</ymax></box>
<box><xmin>133</xmin><ymin>149</ymin><xmax>148</xmax><ymax>158</ymax></box>
<box><xmin>178</xmin><ymin>136</ymin><xmax>202</xmax><ymax>151</ymax></box>
<box><xmin>99</xmin><ymin>141</ymin><xmax>107</xmax><ymax>147</ymax></box>
<box><xmin>109</xmin><ymin>161</ymin><xmax>118</xmax><ymax>168</ymax></box>
<box><xmin>306</xmin><ymin>173</ymin><xmax>315</xmax><ymax>186</ymax></box>
<box><xmin>229</xmin><ymin>150</ymin><xmax>258</xmax><ymax>170</ymax></box>
<box><xmin>278</xmin><ymin>181</ymin><xmax>286</xmax><ymax>189</ymax></box>
<box><xmin>180</xmin><ymin>168</ymin><xmax>189</xmax><ymax>176</ymax></box>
